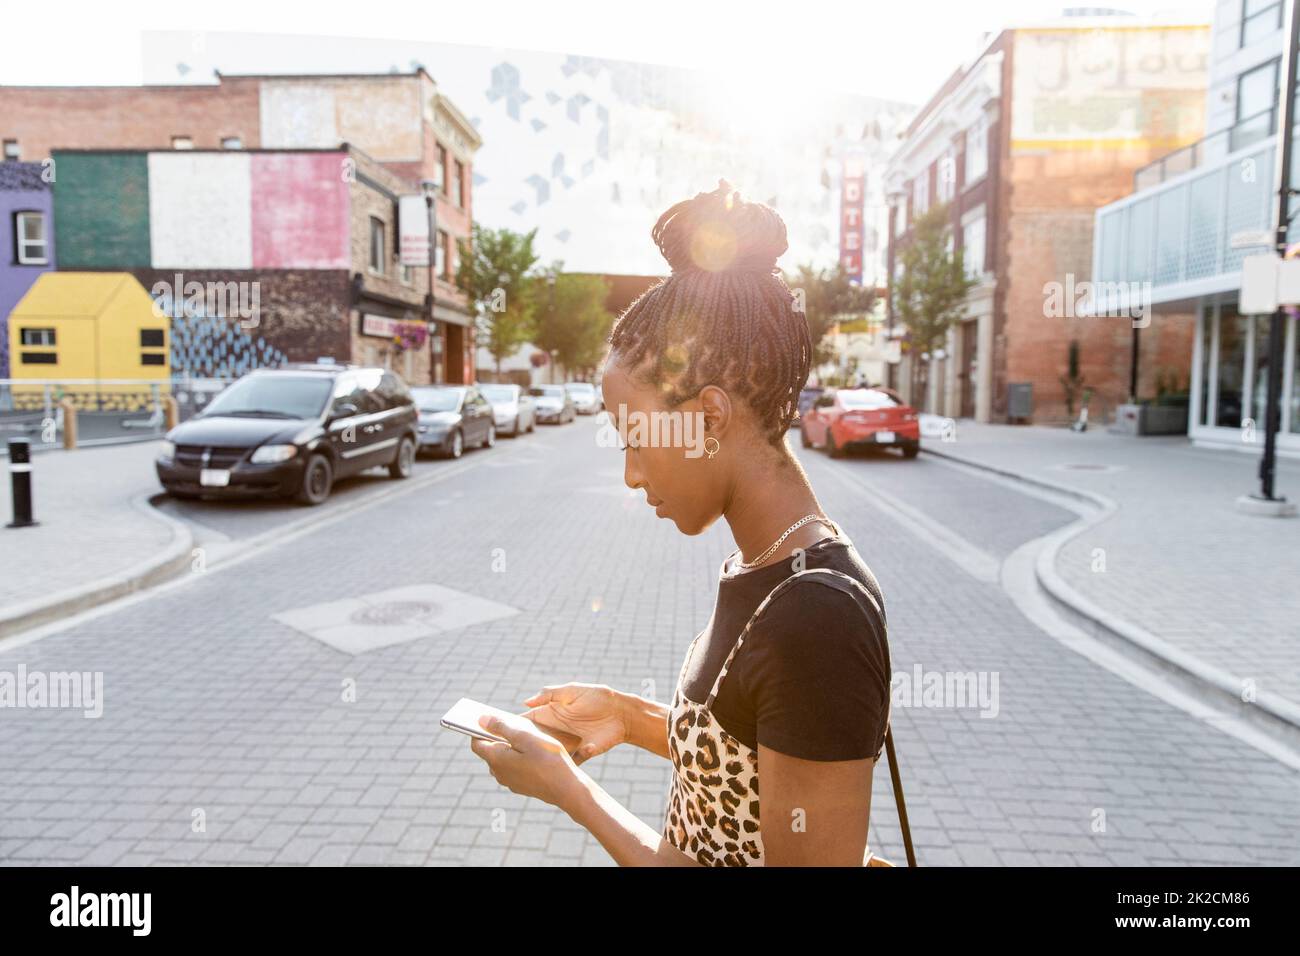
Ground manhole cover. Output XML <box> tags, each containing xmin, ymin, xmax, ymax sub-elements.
<box><xmin>349</xmin><ymin>601</ymin><xmax>440</xmax><ymax>627</ymax></box>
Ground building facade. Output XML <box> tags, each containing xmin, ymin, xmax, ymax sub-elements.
<box><xmin>1</xmin><ymin>162</ymin><xmax>54</xmax><ymax>377</ymax></box>
<box><xmin>0</xmin><ymin>69</ymin><xmax>481</xmax><ymax>382</ymax></box>
<box><xmin>48</xmin><ymin>146</ymin><xmax>435</xmax><ymax>382</ymax></box>
<box><xmin>886</xmin><ymin>15</ymin><xmax>1210</xmax><ymax>424</ymax></box>
<box><xmin>1092</xmin><ymin>0</ymin><xmax>1300</xmax><ymax>456</ymax></box>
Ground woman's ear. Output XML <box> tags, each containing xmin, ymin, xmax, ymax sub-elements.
<box><xmin>697</xmin><ymin>385</ymin><xmax>731</xmax><ymax>437</ymax></box>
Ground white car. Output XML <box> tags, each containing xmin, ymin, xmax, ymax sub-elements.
<box><xmin>480</xmin><ymin>383</ymin><xmax>536</xmax><ymax>437</ymax></box>
<box><xmin>565</xmin><ymin>381</ymin><xmax>600</xmax><ymax>415</ymax></box>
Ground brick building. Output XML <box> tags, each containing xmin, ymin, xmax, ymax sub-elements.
<box><xmin>0</xmin><ymin>68</ymin><xmax>481</xmax><ymax>382</ymax></box>
<box><xmin>885</xmin><ymin>15</ymin><xmax>1210</xmax><ymax>424</ymax></box>
<box><xmin>47</xmin><ymin>146</ymin><xmax>435</xmax><ymax>382</ymax></box>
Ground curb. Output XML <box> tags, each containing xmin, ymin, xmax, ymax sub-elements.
<box><xmin>922</xmin><ymin>443</ymin><xmax>1300</xmax><ymax>745</ymax></box>
<box><xmin>0</xmin><ymin>492</ymin><xmax>194</xmax><ymax>642</ymax></box>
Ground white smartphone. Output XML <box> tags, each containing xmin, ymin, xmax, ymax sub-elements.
<box><xmin>440</xmin><ymin>696</ymin><xmax>583</xmax><ymax>752</ymax></box>
<box><xmin>440</xmin><ymin>697</ymin><xmax>515</xmax><ymax>743</ymax></box>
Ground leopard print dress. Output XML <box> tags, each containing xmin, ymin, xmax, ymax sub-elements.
<box><xmin>662</xmin><ymin>566</ymin><xmax>883</xmax><ymax>867</ymax></box>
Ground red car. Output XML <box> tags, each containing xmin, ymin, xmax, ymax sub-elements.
<box><xmin>799</xmin><ymin>387</ymin><xmax>920</xmax><ymax>459</ymax></box>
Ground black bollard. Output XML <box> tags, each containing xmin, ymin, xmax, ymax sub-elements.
<box><xmin>7</xmin><ymin>437</ymin><xmax>37</xmax><ymax>528</ymax></box>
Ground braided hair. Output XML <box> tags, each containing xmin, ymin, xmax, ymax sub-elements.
<box><xmin>608</xmin><ymin>180</ymin><xmax>811</xmax><ymax>447</ymax></box>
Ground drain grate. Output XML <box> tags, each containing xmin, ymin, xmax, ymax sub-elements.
<box><xmin>349</xmin><ymin>601</ymin><xmax>441</xmax><ymax>627</ymax></box>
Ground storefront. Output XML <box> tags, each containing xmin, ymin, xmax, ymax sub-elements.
<box><xmin>1191</xmin><ymin>296</ymin><xmax>1300</xmax><ymax>457</ymax></box>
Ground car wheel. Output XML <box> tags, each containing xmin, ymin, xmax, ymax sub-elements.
<box><xmin>511</xmin><ymin>415</ymin><xmax>521</xmax><ymax>437</ymax></box>
<box><xmin>296</xmin><ymin>454</ymin><xmax>333</xmax><ymax>506</ymax></box>
<box><xmin>827</xmin><ymin>433</ymin><xmax>843</xmax><ymax>459</ymax></box>
<box><xmin>483</xmin><ymin>423</ymin><xmax>496</xmax><ymax>449</ymax></box>
<box><xmin>901</xmin><ymin>442</ymin><xmax>920</xmax><ymax>459</ymax></box>
<box><xmin>800</xmin><ymin>426</ymin><xmax>812</xmax><ymax>449</ymax></box>
<box><xmin>528</xmin><ymin>417</ymin><xmax>535</xmax><ymax>433</ymax></box>
<box><xmin>388</xmin><ymin>435</ymin><xmax>415</xmax><ymax>479</ymax></box>
<box><xmin>445</xmin><ymin>429</ymin><xmax>464</xmax><ymax>459</ymax></box>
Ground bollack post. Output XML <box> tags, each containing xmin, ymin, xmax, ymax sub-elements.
<box><xmin>7</xmin><ymin>437</ymin><xmax>38</xmax><ymax>529</ymax></box>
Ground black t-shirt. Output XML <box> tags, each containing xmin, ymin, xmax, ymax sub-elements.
<box><xmin>679</xmin><ymin>531</ymin><xmax>891</xmax><ymax>762</ymax></box>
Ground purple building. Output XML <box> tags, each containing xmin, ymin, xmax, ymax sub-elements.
<box><xmin>1</xmin><ymin>162</ymin><xmax>55</xmax><ymax>377</ymax></box>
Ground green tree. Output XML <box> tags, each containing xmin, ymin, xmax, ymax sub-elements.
<box><xmin>531</xmin><ymin>265</ymin><xmax>614</xmax><ymax>380</ymax></box>
<box><xmin>784</xmin><ymin>263</ymin><xmax>876</xmax><ymax>367</ymax></box>
<box><xmin>455</xmin><ymin>224</ymin><xmax>539</xmax><ymax>377</ymax></box>
<box><xmin>892</xmin><ymin>203</ymin><xmax>974</xmax><ymax>407</ymax></box>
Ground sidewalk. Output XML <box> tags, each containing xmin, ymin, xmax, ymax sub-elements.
<box><xmin>924</xmin><ymin>421</ymin><xmax>1300</xmax><ymax>733</ymax></box>
<box><xmin>0</xmin><ymin>441</ymin><xmax>191</xmax><ymax>637</ymax></box>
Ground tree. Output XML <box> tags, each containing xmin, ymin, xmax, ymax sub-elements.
<box><xmin>455</xmin><ymin>224</ymin><xmax>539</xmax><ymax>377</ymax></box>
<box><xmin>530</xmin><ymin>265</ymin><xmax>614</xmax><ymax>380</ymax></box>
<box><xmin>892</xmin><ymin>203</ymin><xmax>974</xmax><ymax>408</ymax></box>
<box><xmin>784</xmin><ymin>263</ymin><xmax>876</xmax><ymax>367</ymax></box>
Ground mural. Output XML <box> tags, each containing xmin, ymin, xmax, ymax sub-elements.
<box><xmin>167</xmin><ymin>307</ymin><xmax>287</xmax><ymax>380</ymax></box>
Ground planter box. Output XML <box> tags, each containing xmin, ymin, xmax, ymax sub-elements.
<box><xmin>1110</xmin><ymin>403</ymin><xmax>1189</xmax><ymax>436</ymax></box>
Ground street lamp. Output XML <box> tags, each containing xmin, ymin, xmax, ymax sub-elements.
<box><xmin>420</xmin><ymin>178</ymin><xmax>439</xmax><ymax>381</ymax></box>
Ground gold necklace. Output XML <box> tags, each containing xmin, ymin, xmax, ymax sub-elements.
<box><xmin>735</xmin><ymin>514</ymin><xmax>829</xmax><ymax>571</ymax></box>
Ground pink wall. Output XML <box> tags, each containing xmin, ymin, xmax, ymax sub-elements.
<box><xmin>251</xmin><ymin>152</ymin><xmax>350</xmax><ymax>269</ymax></box>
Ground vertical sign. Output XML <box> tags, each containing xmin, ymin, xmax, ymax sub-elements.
<box><xmin>840</xmin><ymin>152</ymin><xmax>866</xmax><ymax>283</ymax></box>
<box><xmin>399</xmin><ymin>194</ymin><xmax>431</xmax><ymax>266</ymax></box>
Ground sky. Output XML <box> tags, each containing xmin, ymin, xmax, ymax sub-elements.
<box><xmin>2</xmin><ymin>0</ymin><xmax>1216</xmax><ymax>105</ymax></box>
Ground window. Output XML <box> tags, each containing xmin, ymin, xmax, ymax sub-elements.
<box><xmin>369</xmin><ymin>217</ymin><xmax>386</xmax><ymax>275</ymax></box>
<box><xmin>20</xmin><ymin>352</ymin><xmax>57</xmax><ymax>364</ymax></box>
<box><xmin>894</xmin><ymin>198</ymin><xmax>907</xmax><ymax>237</ymax></box>
<box><xmin>171</xmin><ymin>136</ymin><xmax>193</xmax><ymax>150</ymax></box>
<box><xmin>15</xmin><ymin>212</ymin><xmax>49</xmax><ymax>265</ymax></box>
<box><xmin>140</xmin><ymin>329</ymin><xmax>165</xmax><ymax>347</ymax></box>
<box><xmin>965</xmin><ymin>113</ymin><xmax>990</xmax><ymax>184</ymax></box>
<box><xmin>21</xmin><ymin>328</ymin><xmax>55</xmax><ymax>346</ymax></box>
<box><xmin>400</xmin><ymin>263</ymin><xmax>413</xmax><ymax>285</ymax></box>
<box><xmin>3</xmin><ymin>140</ymin><xmax>18</xmax><ymax>161</ymax></box>
<box><xmin>141</xmin><ymin>353</ymin><xmax>166</xmax><ymax>366</ymax></box>
<box><xmin>936</xmin><ymin>148</ymin><xmax>957</xmax><ymax>203</ymax></box>
<box><xmin>1216</xmin><ymin>307</ymin><xmax>1248</xmax><ymax>428</ymax></box>
<box><xmin>1241</xmin><ymin>0</ymin><xmax>1283</xmax><ymax>47</ymax></box>
<box><xmin>434</xmin><ymin>144</ymin><xmax>446</xmax><ymax>192</ymax></box>
<box><xmin>454</xmin><ymin>160</ymin><xmax>465</xmax><ymax>207</ymax></box>
<box><xmin>221</xmin><ymin>136</ymin><xmax>243</xmax><ymax>150</ymax></box>
<box><xmin>913</xmin><ymin>172</ymin><xmax>929</xmax><ymax>216</ymax></box>
<box><xmin>1237</xmin><ymin>57</ymin><xmax>1279</xmax><ymax>121</ymax></box>
<box><xmin>962</xmin><ymin>214</ymin><xmax>987</xmax><ymax>279</ymax></box>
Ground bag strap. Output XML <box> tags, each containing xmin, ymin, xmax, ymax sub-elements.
<box><xmin>732</xmin><ymin>566</ymin><xmax>917</xmax><ymax>867</ymax></box>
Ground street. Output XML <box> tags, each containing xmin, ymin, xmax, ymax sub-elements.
<box><xmin>1</xmin><ymin>417</ymin><xmax>1296</xmax><ymax>866</ymax></box>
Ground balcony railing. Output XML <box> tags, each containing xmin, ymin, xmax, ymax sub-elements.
<box><xmin>1133</xmin><ymin>106</ymin><xmax>1278</xmax><ymax>191</ymax></box>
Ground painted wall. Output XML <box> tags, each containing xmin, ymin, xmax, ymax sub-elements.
<box><xmin>259</xmin><ymin>77</ymin><xmax>424</xmax><ymax>162</ymax></box>
<box><xmin>148</xmin><ymin>152</ymin><xmax>252</xmax><ymax>268</ymax></box>
<box><xmin>0</xmin><ymin>162</ymin><xmax>54</xmax><ymax>378</ymax></box>
<box><xmin>53</xmin><ymin>152</ymin><xmax>152</xmax><ymax>268</ymax></box>
<box><xmin>250</xmin><ymin>152</ymin><xmax>350</xmax><ymax>269</ymax></box>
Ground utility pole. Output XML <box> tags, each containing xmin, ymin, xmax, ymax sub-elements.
<box><xmin>1253</xmin><ymin>0</ymin><xmax>1300</xmax><ymax>510</ymax></box>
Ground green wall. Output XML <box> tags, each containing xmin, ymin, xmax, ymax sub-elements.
<box><xmin>53</xmin><ymin>152</ymin><xmax>151</xmax><ymax>268</ymax></box>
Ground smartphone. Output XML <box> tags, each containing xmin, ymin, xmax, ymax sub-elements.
<box><xmin>440</xmin><ymin>697</ymin><xmax>583</xmax><ymax>753</ymax></box>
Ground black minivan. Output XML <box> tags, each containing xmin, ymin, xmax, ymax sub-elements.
<box><xmin>156</xmin><ymin>365</ymin><xmax>419</xmax><ymax>505</ymax></box>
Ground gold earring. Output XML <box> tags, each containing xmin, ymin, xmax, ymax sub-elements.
<box><xmin>704</xmin><ymin>436</ymin><xmax>721</xmax><ymax>459</ymax></box>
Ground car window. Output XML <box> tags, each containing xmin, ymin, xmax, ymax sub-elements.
<box><xmin>378</xmin><ymin>372</ymin><xmax>413</xmax><ymax>409</ymax></box>
<box><xmin>838</xmin><ymin>389</ymin><xmax>899</xmax><ymax>410</ymax></box>
<box><xmin>480</xmin><ymin>384</ymin><xmax>515</xmax><ymax>403</ymax></box>
<box><xmin>330</xmin><ymin>376</ymin><xmax>379</xmax><ymax>416</ymax></box>
<box><xmin>203</xmin><ymin>375</ymin><xmax>332</xmax><ymax>419</ymax></box>
<box><xmin>412</xmin><ymin>387</ymin><xmax>463</xmax><ymax>412</ymax></box>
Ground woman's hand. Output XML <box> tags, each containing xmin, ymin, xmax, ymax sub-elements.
<box><xmin>522</xmin><ymin>683</ymin><xmax>631</xmax><ymax>765</ymax></box>
<box><xmin>469</xmin><ymin>712</ymin><xmax>586</xmax><ymax>810</ymax></box>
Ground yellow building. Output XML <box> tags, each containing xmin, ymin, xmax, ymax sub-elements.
<box><xmin>8</xmin><ymin>273</ymin><xmax>169</xmax><ymax>410</ymax></box>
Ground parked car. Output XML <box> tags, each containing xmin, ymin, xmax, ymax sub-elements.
<box><xmin>155</xmin><ymin>365</ymin><xmax>418</xmax><ymax>506</ymax></box>
<box><xmin>529</xmin><ymin>384</ymin><xmax>576</xmax><ymax>424</ymax></box>
<box><xmin>565</xmin><ymin>381</ymin><xmax>600</xmax><ymax>415</ymax></box>
<box><xmin>800</xmin><ymin>387</ymin><xmax>920</xmax><ymax>458</ymax></box>
<box><xmin>792</xmin><ymin>385</ymin><xmax>825</xmax><ymax>427</ymax></box>
<box><xmin>479</xmin><ymin>383</ymin><xmax>536</xmax><ymax>437</ymax></box>
<box><xmin>411</xmin><ymin>385</ymin><xmax>497</xmax><ymax>458</ymax></box>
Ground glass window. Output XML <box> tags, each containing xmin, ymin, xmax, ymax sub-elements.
<box><xmin>838</xmin><ymin>389</ymin><xmax>899</xmax><ymax>410</ymax></box>
<box><xmin>454</xmin><ymin>160</ymin><xmax>465</xmax><ymax>207</ymax></box>
<box><xmin>369</xmin><ymin>217</ymin><xmax>385</xmax><ymax>275</ymax></box>
<box><xmin>3</xmin><ymin>140</ymin><xmax>19</xmax><ymax>161</ymax></box>
<box><xmin>221</xmin><ymin>137</ymin><xmax>243</xmax><ymax>150</ymax></box>
<box><xmin>1236</xmin><ymin>58</ymin><xmax>1278</xmax><ymax>123</ymax></box>
<box><xmin>434</xmin><ymin>145</ymin><xmax>446</xmax><ymax>192</ymax></box>
<box><xmin>1216</xmin><ymin>307</ymin><xmax>1248</xmax><ymax>428</ymax></box>
<box><xmin>140</xmin><ymin>329</ymin><xmax>165</xmax><ymax>347</ymax></box>
<box><xmin>962</xmin><ymin>215</ymin><xmax>986</xmax><ymax>279</ymax></box>
<box><xmin>1199</xmin><ymin>307</ymin><xmax>1213</xmax><ymax>426</ymax></box>
<box><xmin>171</xmin><ymin>136</ymin><xmax>193</xmax><ymax>150</ymax></box>
<box><xmin>1241</xmin><ymin>1</ymin><xmax>1283</xmax><ymax>47</ymax></box>
<box><xmin>412</xmin><ymin>386</ymin><xmax>464</xmax><ymax>412</ymax></box>
<box><xmin>16</xmin><ymin>212</ymin><xmax>48</xmax><ymax>264</ymax></box>
<box><xmin>205</xmin><ymin>375</ymin><xmax>334</xmax><ymax>419</ymax></box>
<box><xmin>20</xmin><ymin>327</ymin><xmax>55</xmax><ymax>346</ymax></box>
<box><xmin>936</xmin><ymin>149</ymin><xmax>957</xmax><ymax>203</ymax></box>
<box><xmin>965</xmin><ymin>114</ymin><xmax>989</xmax><ymax>184</ymax></box>
<box><xmin>1251</xmin><ymin>314</ymin><xmax>1274</xmax><ymax>428</ymax></box>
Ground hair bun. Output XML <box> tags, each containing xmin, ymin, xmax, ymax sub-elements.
<box><xmin>652</xmin><ymin>179</ymin><xmax>788</xmax><ymax>277</ymax></box>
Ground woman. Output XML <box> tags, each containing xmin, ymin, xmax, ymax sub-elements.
<box><xmin>470</xmin><ymin>181</ymin><xmax>892</xmax><ymax>866</ymax></box>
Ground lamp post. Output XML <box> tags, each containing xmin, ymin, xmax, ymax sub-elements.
<box><xmin>1250</xmin><ymin>0</ymin><xmax>1300</xmax><ymax>513</ymax></box>
<box><xmin>419</xmin><ymin>178</ymin><xmax>439</xmax><ymax>382</ymax></box>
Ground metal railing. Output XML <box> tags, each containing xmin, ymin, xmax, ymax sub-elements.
<box><xmin>1133</xmin><ymin>106</ymin><xmax>1278</xmax><ymax>191</ymax></box>
<box><xmin>0</xmin><ymin>377</ymin><xmax>234</xmax><ymax>450</ymax></box>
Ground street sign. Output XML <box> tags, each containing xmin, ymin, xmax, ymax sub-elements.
<box><xmin>1239</xmin><ymin>253</ymin><xmax>1300</xmax><ymax>313</ymax></box>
